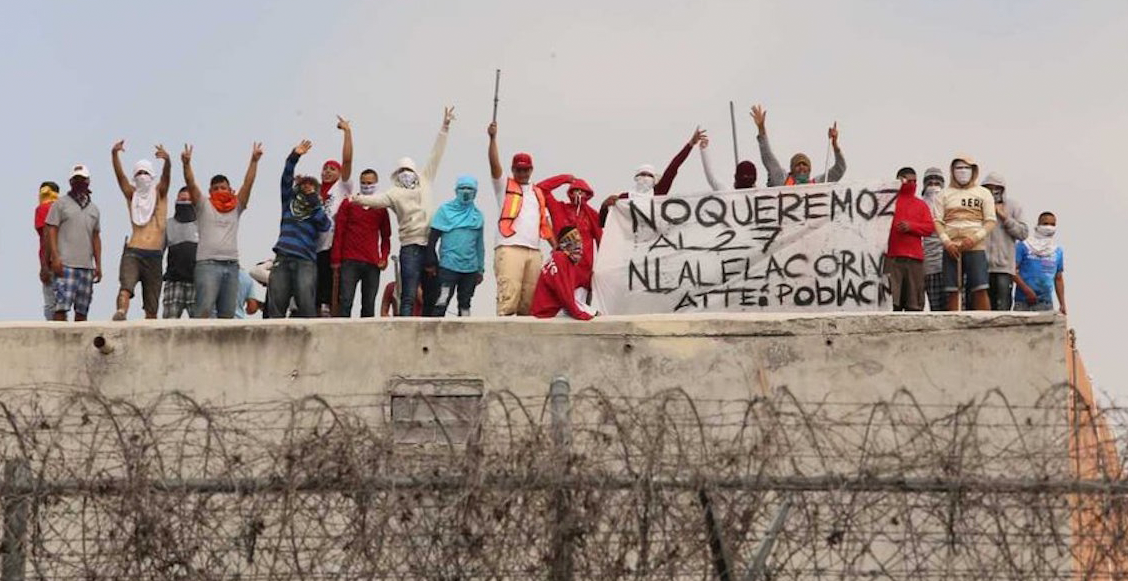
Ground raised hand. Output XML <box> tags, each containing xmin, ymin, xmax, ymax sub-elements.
<box><xmin>487</xmin><ymin>121</ymin><xmax>497</xmax><ymax>138</ymax></box>
<box><xmin>181</xmin><ymin>144</ymin><xmax>193</xmax><ymax>164</ymax></box>
<box><xmin>154</xmin><ymin>144</ymin><xmax>170</xmax><ymax>161</ymax></box>
<box><xmin>751</xmin><ymin>105</ymin><xmax>767</xmax><ymax>133</ymax></box>
<box><xmin>828</xmin><ymin>122</ymin><xmax>839</xmax><ymax>147</ymax></box>
<box><xmin>336</xmin><ymin>115</ymin><xmax>350</xmax><ymax>132</ymax></box>
<box><xmin>689</xmin><ymin>126</ymin><xmax>706</xmax><ymax>146</ymax></box>
<box><xmin>251</xmin><ymin>142</ymin><xmax>264</xmax><ymax>161</ymax></box>
<box><xmin>294</xmin><ymin>140</ymin><xmax>311</xmax><ymax>156</ymax></box>
<box><xmin>443</xmin><ymin>106</ymin><xmax>456</xmax><ymax>129</ymax></box>
<box><xmin>112</xmin><ymin>140</ymin><xmax>125</xmax><ymax>154</ymax></box>
<box><xmin>699</xmin><ymin>135</ymin><xmax>710</xmax><ymax>150</ymax></box>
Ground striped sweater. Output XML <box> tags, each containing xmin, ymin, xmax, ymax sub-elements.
<box><xmin>273</xmin><ymin>151</ymin><xmax>331</xmax><ymax>262</ymax></box>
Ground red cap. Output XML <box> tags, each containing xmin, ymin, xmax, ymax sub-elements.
<box><xmin>512</xmin><ymin>153</ymin><xmax>533</xmax><ymax>169</ymax></box>
<box><xmin>323</xmin><ymin>160</ymin><xmax>342</xmax><ymax>170</ymax></box>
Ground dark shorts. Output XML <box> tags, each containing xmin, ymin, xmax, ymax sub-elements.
<box><xmin>942</xmin><ymin>250</ymin><xmax>989</xmax><ymax>293</ymax></box>
<box><xmin>119</xmin><ymin>247</ymin><xmax>164</xmax><ymax>315</ymax></box>
<box><xmin>884</xmin><ymin>257</ymin><xmax>925</xmax><ymax>311</ymax></box>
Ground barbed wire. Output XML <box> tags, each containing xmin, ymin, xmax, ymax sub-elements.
<box><xmin>0</xmin><ymin>382</ymin><xmax>1125</xmax><ymax>581</ymax></box>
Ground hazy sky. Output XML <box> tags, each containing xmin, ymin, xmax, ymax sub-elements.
<box><xmin>3</xmin><ymin>1</ymin><xmax>1126</xmax><ymax>398</ymax></box>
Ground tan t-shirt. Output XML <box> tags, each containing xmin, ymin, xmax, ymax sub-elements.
<box><xmin>932</xmin><ymin>185</ymin><xmax>997</xmax><ymax>251</ymax></box>
<box><xmin>127</xmin><ymin>195</ymin><xmax>168</xmax><ymax>251</ymax></box>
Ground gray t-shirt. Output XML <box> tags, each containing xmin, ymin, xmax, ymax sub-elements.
<box><xmin>195</xmin><ymin>200</ymin><xmax>244</xmax><ymax>262</ymax></box>
<box><xmin>45</xmin><ymin>195</ymin><xmax>100</xmax><ymax>269</ymax></box>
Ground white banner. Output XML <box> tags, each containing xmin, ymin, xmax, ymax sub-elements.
<box><xmin>591</xmin><ymin>181</ymin><xmax>901</xmax><ymax>315</ymax></box>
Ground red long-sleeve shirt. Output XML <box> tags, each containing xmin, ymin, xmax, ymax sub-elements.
<box><xmin>531</xmin><ymin>251</ymin><xmax>594</xmax><ymax>320</ymax></box>
<box><xmin>536</xmin><ymin>174</ymin><xmax>603</xmax><ymax>289</ymax></box>
<box><xmin>886</xmin><ymin>181</ymin><xmax>935</xmax><ymax>260</ymax></box>
<box><xmin>331</xmin><ymin>198</ymin><xmax>392</xmax><ymax>266</ymax></box>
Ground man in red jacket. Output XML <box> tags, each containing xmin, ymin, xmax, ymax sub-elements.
<box><xmin>331</xmin><ymin>168</ymin><xmax>392</xmax><ymax>317</ymax></box>
<box><xmin>531</xmin><ymin>227</ymin><xmax>598</xmax><ymax>320</ymax></box>
<box><xmin>535</xmin><ymin>174</ymin><xmax>602</xmax><ymax>289</ymax></box>
<box><xmin>885</xmin><ymin>167</ymin><xmax>935</xmax><ymax>311</ymax></box>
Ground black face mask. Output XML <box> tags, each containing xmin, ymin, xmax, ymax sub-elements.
<box><xmin>174</xmin><ymin>202</ymin><xmax>196</xmax><ymax>223</ymax></box>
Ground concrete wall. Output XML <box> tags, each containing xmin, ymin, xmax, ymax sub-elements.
<box><xmin>0</xmin><ymin>312</ymin><xmax>1067</xmax><ymax>408</ymax></box>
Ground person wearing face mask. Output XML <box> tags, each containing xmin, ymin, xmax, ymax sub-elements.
<box><xmin>182</xmin><ymin>142</ymin><xmax>263</xmax><ymax>319</ymax></box>
<box><xmin>315</xmin><ymin>116</ymin><xmax>354</xmax><ymax>317</ymax></box>
<box><xmin>884</xmin><ymin>168</ymin><xmax>935</xmax><ymax>312</ymax></box>
<box><xmin>425</xmin><ymin>175</ymin><xmax>486</xmax><ymax>317</ymax></box>
<box><xmin>351</xmin><ymin>107</ymin><xmax>454</xmax><ymax>317</ymax></box>
<box><xmin>531</xmin><ymin>227</ymin><xmax>598</xmax><ymax>320</ymax></box>
<box><xmin>919</xmin><ymin>168</ymin><xmax>947</xmax><ymax>311</ymax></box>
<box><xmin>111</xmin><ymin>141</ymin><xmax>172</xmax><ymax>320</ymax></box>
<box><xmin>1013</xmin><ymin>212</ymin><xmax>1066</xmax><ymax>314</ymax></box>
<box><xmin>45</xmin><ymin>164</ymin><xmax>102</xmax><ymax>322</ymax></box>
<box><xmin>534</xmin><ymin>174</ymin><xmax>602</xmax><ymax>290</ymax></box>
<box><xmin>599</xmin><ymin>127</ymin><xmax>707</xmax><ymax>226</ymax></box>
<box><xmin>267</xmin><ymin>139</ymin><xmax>332</xmax><ymax>318</ymax></box>
<box><xmin>980</xmin><ymin>172</ymin><xmax>1029</xmax><ymax>311</ymax></box>
<box><xmin>331</xmin><ymin>169</ymin><xmax>391</xmax><ymax>317</ymax></box>
<box><xmin>34</xmin><ymin>181</ymin><xmax>61</xmax><ymax>320</ymax></box>
<box><xmin>751</xmin><ymin>104</ymin><xmax>846</xmax><ymax>187</ymax></box>
<box><xmin>698</xmin><ymin>134</ymin><xmax>759</xmax><ymax>192</ymax></box>
<box><xmin>487</xmin><ymin>120</ymin><xmax>555</xmax><ymax>316</ymax></box>
<box><xmin>932</xmin><ymin>155</ymin><xmax>997</xmax><ymax>311</ymax></box>
<box><xmin>162</xmin><ymin>187</ymin><xmax>200</xmax><ymax>318</ymax></box>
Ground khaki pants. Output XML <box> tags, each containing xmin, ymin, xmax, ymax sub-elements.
<box><xmin>495</xmin><ymin>245</ymin><xmax>542</xmax><ymax>316</ymax></box>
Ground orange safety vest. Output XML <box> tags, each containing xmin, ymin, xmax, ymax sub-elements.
<box><xmin>498</xmin><ymin>178</ymin><xmax>555</xmax><ymax>244</ymax></box>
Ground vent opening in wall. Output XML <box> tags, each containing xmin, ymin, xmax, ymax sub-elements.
<box><xmin>388</xmin><ymin>378</ymin><xmax>484</xmax><ymax>445</ymax></box>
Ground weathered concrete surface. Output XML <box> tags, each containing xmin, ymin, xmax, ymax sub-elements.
<box><xmin>0</xmin><ymin>312</ymin><xmax>1066</xmax><ymax>408</ymax></box>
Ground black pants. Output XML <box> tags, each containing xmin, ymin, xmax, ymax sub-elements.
<box><xmin>316</xmin><ymin>250</ymin><xmax>333</xmax><ymax>309</ymax></box>
<box><xmin>988</xmin><ymin>273</ymin><xmax>1014</xmax><ymax>311</ymax></box>
<box><xmin>432</xmin><ymin>268</ymin><xmax>478</xmax><ymax>317</ymax></box>
<box><xmin>337</xmin><ymin>260</ymin><xmax>382</xmax><ymax>317</ymax></box>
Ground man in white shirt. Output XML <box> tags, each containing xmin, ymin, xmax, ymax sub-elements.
<box><xmin>487</xmin><ymin>121</ymin><xmax>556</xmax><ymax>316</ymax></box>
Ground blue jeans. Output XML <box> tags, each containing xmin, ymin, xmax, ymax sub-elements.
<box><xmin>267</xmin><ymin>254</ymin><xmax>318</xmax><ymax>318</ymax></box>
<box><xmin>432</xmin><ymin>268</ymin><xmax>478</xmax><ymax>317</ymax></box>
<box><xmin>399</xmin><ymin>245</ymin><xmax>425</xmax><ymax>317</ymax></box>
<box><xmin>337</xmin><ymin>260</ymin><xmax>382</xmax><ymax>318</ymax></box>
<box><xmin>194</xmin><ymin>260</ymin><xmax>240</xmax><ymax>319</ymax></box>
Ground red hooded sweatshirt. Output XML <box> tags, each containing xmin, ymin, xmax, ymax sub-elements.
<box><xmin>886</xmin><ymin>180</ymin><xmax>935</xmax><ymax>260</ymax></box>
<box><xmin>531</xmin><ymin>250</ymin><xmax>594</xmax><ymax>320</ymax></box>
<box><xmin>536</xmin><ymin>174</ymin><xmax>602</xmax><ymax>288</ymax></box>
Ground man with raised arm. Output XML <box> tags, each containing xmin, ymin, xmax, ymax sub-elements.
<box><xmin>316</xmin><ymin>116</ymin><xmax>354</xmax><ymax>316</ymax></box>
<box><xmin>182</xmin><ymin>142</ymin><xmax>263</xmax><ymax>318</ymax></box>
<box><xmin>534</xmin><ymin>174</ymin><xmax>601</xmax><ymax>291</ymax></box>
<box><xmin>698</xmin><ymin>134</ymin><xmax>758</xmax><ymax>192</ymax></box>
<box><xmin>751</xmin><ymin>104</ymin><xmax>846</xmax><ymax>187</ymax></box>
<box><xmin>110</xmin><ymin>141</ymin><xmax>171</xmax><ymax>320</ymax></box>
<box><xmin>599</xmin><ymin>127</ymin><xmax>706</xmax><ymax>226</ymax></box>
<box><xmin>351</xmin><ymin>107</ymin><xmax>454</xmax><ymax>316</ymax></box>
<box><xmin>267</xmin><ymin>139</ymin><xmax>332</xmax><ymax>318</ymax></box>
<box><xmin>488</xmin><ymin>120</ymin><xmax>555</xmax><ymax>316</ymax></box>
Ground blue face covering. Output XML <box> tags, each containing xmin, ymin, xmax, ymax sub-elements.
<box><xmin>431</xmin><ymin>175</ymin><xmax>484</xmax><ymax>232</ymax></box>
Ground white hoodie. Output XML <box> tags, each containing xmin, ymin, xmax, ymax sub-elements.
<box><xmin>351</xmin><ymin>128</ymin><xmax>448</xmax><ymax>246</ymax></box>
